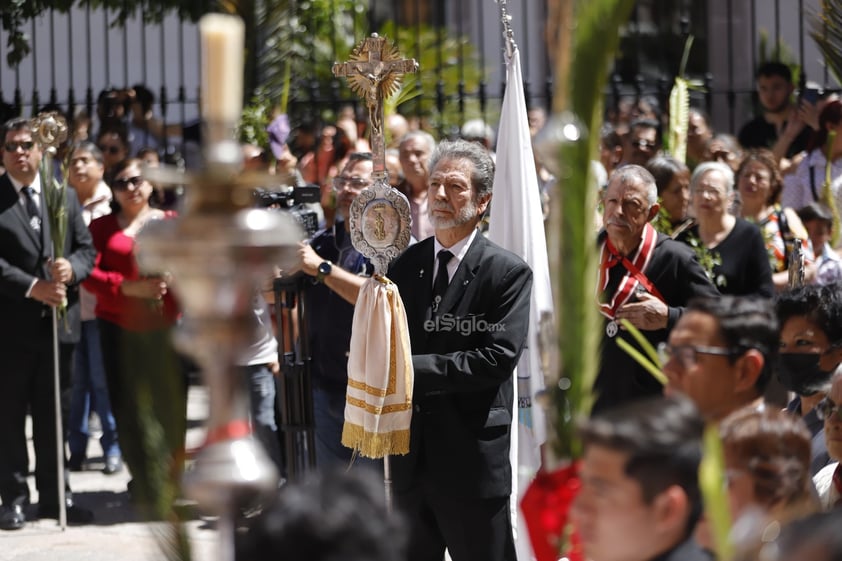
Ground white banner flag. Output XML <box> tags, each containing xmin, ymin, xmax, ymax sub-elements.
<box><xmin>488</xmin><ymin>45</ymin><xmax>554</xmax><ymax>561</ymax></box>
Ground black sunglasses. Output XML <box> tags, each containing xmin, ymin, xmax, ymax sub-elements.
<box><xmin>112</xmin><ymin>176</ymin><xmax>144</xmax><ymax>190</ymax></box>
<box><xmin>4</xmin><ymin>141</ymin><xmax>34</xmax><ymax>152</ymax></box>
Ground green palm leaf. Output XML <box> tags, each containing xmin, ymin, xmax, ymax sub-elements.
<box><xmin>545</xmin><ymin>0</ymin><xmax>636</xmax><ymax>463</ymax></box>
<box><xmin>809</xmin><ymin>0</ymin><xmax>842</xmax><ymax>87</ymax></box>
<box><xmin>700</xmin><ymin>424</ymin><xmax>733</xmax><ymax>560</ymax></box>
<box><xmin>822</xmin><ymin>130</ymin><xmax>842</xmax><ymax>246</ymax></box>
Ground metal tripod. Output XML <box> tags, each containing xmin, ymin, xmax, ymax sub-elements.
<box><xmin>273</xmin><ymin>274</ymin><xmax>316</xmax><ymax>480</ymax></box>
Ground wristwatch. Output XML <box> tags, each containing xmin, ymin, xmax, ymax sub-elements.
<box><xmin>316</xmin><ymin>260</ymin><xmax>333</xmax><ymax>283</ymax></box>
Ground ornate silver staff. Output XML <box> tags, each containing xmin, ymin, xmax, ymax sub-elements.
<box><xmin>32</xmin><ymin>112</ymin><xmax>70</xmax><ymax>530</ymax></box>
<box><xmin>333</xmin><ymin>34</ymin><xmax>417</xmax><ymax>507</ymax></box>
<box><xmin>137</xmin><ymin>14</ymin><xmax>303</xmax><ymax>561</ymax></box>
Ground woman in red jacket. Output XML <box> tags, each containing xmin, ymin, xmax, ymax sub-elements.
<box><xmin>84</xmin><ymin>157</ymin><xmax>185</xmax><ymax>518</ymax></box>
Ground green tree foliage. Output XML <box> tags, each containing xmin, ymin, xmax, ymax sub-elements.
<box><xmin>5</xmin><ymin>1</ymin><xmax>487</xmax><ymax>136</ymax></box>
<box><xmin>1</xmin><ymin>0</ymin><xmax>216</xmax><ymax>66</ymax></box>
<box><xmin>252</xmin><ymin>3</ymin><xmax>486</xmax><ymax>135</ymax></box>
<box><xmin>379</xmin><ymin>20</ymin><xmax>486</xmax><ymax>136</ymax></box>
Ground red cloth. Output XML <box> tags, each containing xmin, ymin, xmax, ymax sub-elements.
<box><xmin>83</xmin><ymin>212</ymin><xmax>180</xmax><ymax>331</ymax></box>
<box><xmin>520</xmin><ymin>461</ymin><xmax>583</xmax><ymax>561</ymax></box>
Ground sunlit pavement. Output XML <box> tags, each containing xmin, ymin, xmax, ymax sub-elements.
<box><xmin>3</xmin><ymin>385</ymin><xmax>219</xmax><ymax>561</ymax></box>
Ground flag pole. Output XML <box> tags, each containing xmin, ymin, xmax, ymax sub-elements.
<box><xmin>498</xmin><ymin>0</ymin><xmax>517</xmax><ymax>59</ymax></box>
<box><xmin>489</xmin><ymin>4</ymin><xmax>555</xmax><ymax>560</ymax></box>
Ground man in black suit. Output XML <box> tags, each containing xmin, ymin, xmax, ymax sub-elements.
<box><xmin>595</xmin><ymin>165</ymin><xmax>718</xmax><ymax>414</ymax></box>
<box><xmin>386</xmin><ymin>139</ymin><xmax>532</xmax><ymax>561</ymax></box>
<box><xmin>0</xmin><ymin>117</ymin><xmax>96</xmax><ymax>529</ymax></box>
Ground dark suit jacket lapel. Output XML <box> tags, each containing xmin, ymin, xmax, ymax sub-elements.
<box><xmin>1</xmin><ymin>175</ymin><xmax>42</xmax><ymax>252</ymax></box>
<box><xmin>411</xmin><ymin>238</ymin><xmax>435</xmax><ymax>325</ymax></box>
<box><xmin>438</xmin><ymin>231</ymin><xmax>484</xmax><ymax>316</ymax></box>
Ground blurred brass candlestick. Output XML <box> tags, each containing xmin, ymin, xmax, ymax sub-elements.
<box><xmin>138</xmin><ymin>125</ymin><xmax>303</xmax><ymax>561</ymax></box>
<box><xmin>137</xmin><ymin>13</ymin><xmax>304</xmax><ymax>561</ymax></box>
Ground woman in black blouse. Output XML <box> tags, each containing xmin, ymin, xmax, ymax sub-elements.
<box><xmin>677</xmin><ymin>161</ymin><xmax>774</xmax><ymax>298</ymax></box>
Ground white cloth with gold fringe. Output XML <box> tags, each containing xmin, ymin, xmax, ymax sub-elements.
<box><xmin>342</xmin><ymin>275</ymin><xmax>414</xmax><ymax>458</ymax></box>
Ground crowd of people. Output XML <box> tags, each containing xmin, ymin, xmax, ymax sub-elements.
<box><xmin>581</xmin><ymin>60</ymin><xmax>842</xmax><ymax>561</ymax></box>
<box><xmin>1</xmin><ymin>59</ymin><xmax>842</xmax><ymax>561</ymax></box>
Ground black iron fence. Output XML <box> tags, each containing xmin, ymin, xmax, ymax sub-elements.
<box><xmin>0</xmin><ymin>1</ymin><xmax>837</xmax><ymax>155</ymax></box>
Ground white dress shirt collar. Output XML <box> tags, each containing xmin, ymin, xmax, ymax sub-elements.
<box><xmin>432</xmin><ymin>228</ymin><xmax>478</xmax><ymax>284</ymax></box>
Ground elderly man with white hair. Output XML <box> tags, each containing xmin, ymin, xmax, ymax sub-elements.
<box><xmin>594</xmin><ymin>165</ymin><xmax>718</xmax><ymax>414</ymax></box>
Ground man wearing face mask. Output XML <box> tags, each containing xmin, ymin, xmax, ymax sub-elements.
<box><xmin>777</xmin><ymin>283</ymin><xmax>842</xmax><ymax>476</ymax></box>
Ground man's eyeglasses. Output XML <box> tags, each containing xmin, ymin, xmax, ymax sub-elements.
<box><xmin>112</xmin><ymin>176</ymin><xmax>144</xmax><ymax>191</ymax></box>
<box><xmin>4</xmin><ymin>141</ymin><xmax>34</xmax><ymax>152</ymax></box>
<box><xmin>332</xmin><ymin>176</ymin><xmax>370</xmax><ymax>190</ymax></box>
<box><xmin>816</xmin><ymin>398</ymin><xmax>842</xmax><ymax>422</ymax></box>
<box><xmin>99</xmin><ymin>145</ymin><xmax>123</xmax><ymax>155</ymax></box>
<box><xmin>657</xmin><ymin>342</ymin><xmax>742</xmax><ymax>370</ymax></box>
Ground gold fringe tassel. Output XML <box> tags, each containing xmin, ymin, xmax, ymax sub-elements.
<box><xmin>341</xmin><ymin>422</ymin><xmax>411</xmax><ymax>458</ymax></box>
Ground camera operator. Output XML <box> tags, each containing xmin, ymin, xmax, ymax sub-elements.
<box><xmin>295</xmin><ymin>152</ymin><xmax>381</xmax><ymax>470</ymax></box>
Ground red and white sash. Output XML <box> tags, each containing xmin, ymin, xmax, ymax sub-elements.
<box><xmin>597</xmin><ymin>223</ymin><xmax>659</xmax><ymax>321</ymax></box>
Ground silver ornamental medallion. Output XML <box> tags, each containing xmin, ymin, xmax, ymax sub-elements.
<box><xmin>605</xmin><ymin>320</ymin><xmax>619</xmax><ymax>338</ymax></box>
<box><xmin>348</xmin><ymin>176</ymin><xmax>412</xmax><ymax>275</ymax></box>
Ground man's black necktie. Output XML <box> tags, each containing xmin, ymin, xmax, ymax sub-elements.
<box><xmin>431</xmin><ymin>250</ymin><xmax>453</xmax><ymax>314</ymax></box>
<box><xmin>21</xmin><ymin>186</ymin><xmax>41</xmax><ymax>232</ymax></box>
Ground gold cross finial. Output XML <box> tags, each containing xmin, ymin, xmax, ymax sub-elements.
<box><xmin>333</xmin><ymin>34</ymin><xmax>418</xmax><ymax>175</ymax></box>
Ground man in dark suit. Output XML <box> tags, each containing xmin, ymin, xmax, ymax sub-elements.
<box><xmin>387</xmin><ymin>139</ymin><xmax>532</xmax><ymax>561</ymax></box>
<box><xmin>595</xmin><ymin>165</ymin><xmax>718</xmax><ymax>414</ymax></box>
<box><xmin>0</xmin><ymin>117</ymin><xmax>96</xmax><ymax>529</ymax></box>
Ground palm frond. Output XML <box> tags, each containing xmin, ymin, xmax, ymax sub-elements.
<box><xmin>615</xmin><ymin>338</ymin><xmax>667</xmax><ymax>385</ymax></box>
<box><xmin>666</xmin><ymin>37</ymin><xmax>694</xmax><ymax>163</ymax></box>
<box><xmin>545</xmin><ymin>0</ymin><xmax>636</xmax><ymax>464</ymax></box>
<box><xmin>821</xmin><ymin>130</ymin><xmax>842</xmax><ymax>246</ymax></box>
<box><xmin>618</xmin><ymin>319</ymin><xmax>664</xmax><ymax>375</ymax></box>
<box><xmin>810</xmin><ymin>0</ymin><xmax>842</xmax><ymax>88</ymax></box>
<box><xmin>667</xmin><ymin>78</ymin><xmax>689</xmax><ymax>163</ymax></box>
<box><xmin>700</xmin><ymin>424</ymin><xmax>733</xmax><ymax>560</ymax></box>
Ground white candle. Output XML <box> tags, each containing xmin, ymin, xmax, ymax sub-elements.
<box><xmin>199</xmin><ymin>14</ymin><xmax>245</xmax><ymax>123</ymax></box>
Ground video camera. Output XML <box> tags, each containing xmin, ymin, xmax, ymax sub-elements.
<box><xmin>254</xmin><ymin>184</ymin><xmax>321</xmax><ymax>238</ymax></box>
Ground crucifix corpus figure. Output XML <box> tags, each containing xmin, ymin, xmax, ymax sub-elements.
<box><xmin>333</xmin><ymin>34</ymin><xmax>418</xmax><ymax>171</ymax></box>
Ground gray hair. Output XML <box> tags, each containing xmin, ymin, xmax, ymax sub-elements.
<box><xmin>610</xmin><ymin>165</ymin><xmax>658</xmax><ymax>206</ymax></box>
<box><xmin>461</xmin><ymin>118</ymin><xmax>496</xmax><ymax>147</ymax></box>
<box><xmin>398</xmin><ymin>130</ymin><xmax>436</xmax><ymax>154</ymax></box>
<box><xmin>71</xmin><ymin>140</ymin><xmax>104</xmax><ymax>165</ymax></box>
<box><xmin>428</xmin><ymin>138</ymin><xmax>496</xmax><ymax>198</ymax></box>
<box><xmin>690</xmin><ymin>161</ymin><xmax>734</xmax><ymax>194</ymax></box>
